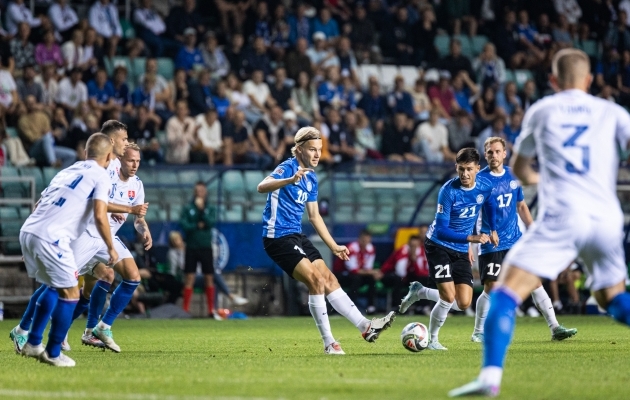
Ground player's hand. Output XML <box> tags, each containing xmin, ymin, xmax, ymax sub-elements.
<box><xmin>131</xmin><ymin>203</ymin><xmax>149</xmax><ymax>216</ymax></box>
<box><xmin>111</xmin><ymin>213</ymin><xmax>126</xmax><ymax>223</ymax></box>
<box><xmin>142</xmin><ymin>232</ymin><xmax>153</xmax><ymax>251</ymax></box>
<box><xmin>333</xmin><ymin>245</ymin><xmax>349</xmax><ymax>261</ymax></box>
<box><xmin>291</xmin><ymin>168</ymin><xmax>314</xmax><ymax>184</ymax></box>
<box><xmin>107</xmin><ymin>248</ymin><xmax>119</xmax><ymax>267</ymax></box>
<box><xmin>468</xmin><ymin>245</ymin><xmax>476</xmax><ymax>265</ymax></box>
<box><xmin>490</xmin><ymin>231</ymin><xmax>499</xmax><ymax>247</ymax></box>
<box><xmin>468</xmin><ymin>234</ymin><xmax>490</xmax><ymax>244</ymax></box>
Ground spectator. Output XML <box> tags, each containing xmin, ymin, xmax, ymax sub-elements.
<box><xmin>137</xmin><ymin>57</ymin><xmax>171</xmax><ymax>119</ymax></box>
<box><xmin>518</xmin><ymin>79</ymin><xmax>538</xmax><ymax>111</ymax></box>
<box><xmin>174</xmin><ymin>28</ymin><xmax>204</xmax><ymax>74</ymax></box>
<box><xmin>340</xmin><ymin>75</ymin><xmax>358</xmax><ymax>112</ymax></box>
<box><xmin>11</xmin><ymin>23</ymin><xmax>36</xmax><ymax>72</ymax></box>
<box><xmin>195</xmin><ymin>108</ymin><xmax>222</xmax><ymax>165</ymax></box>
<box><xmin>409</xmin><ymin>78</ymin><xmax>432</xmax><ymax>121</ymax></box>
<box><xmin>307</xmin><ymin>32</ymin><xmax>338</xmax><ymax>76</ymax></box>
<box><xmin>472</xmin><ymin>43</ymin><xmax>507</xmax><ymax>89</ymax></box>
<box><xmin>87</xmin><ymin>67</ymin><xmax>116</xmax><ymax>119</ymax></box>
<box><xmin>448</xmin><ymin>109</ymin><xmax>475</xmax><ymax>152</ymax></box>
<box><xmin>327</xmin><ymin>107</ymin><xmax>356</xmax><ymax>165</ymax></box>
<box><xmin>165</xmin><ymin>0</ymin><xmax>205</xmax><ymax>44</ymax></box>
<box><xmin>89</xmin><ymin>0</ymin><xmax>123</xmax><ymax>58</ymax></box>
<box><xmin>269</xmin><ymin>67</ymin><xmax>292</xmax><ymax>110</ymax></box>
<box><xmin>495</xmin><ymin>10</ymin><xmax>521</xmax><ymax>69</ymax></box>
<box><xmin>226</xmin><ymin>73</ymin><xmax>254</xmax><ymax>121</ymax></box>
<box><xmin>336</xmin><ymin>36</ymin><xmax>358</xmax><ymax>83</ymax></box>
<box><xmin>165</xmin><ymin>100</ymin><xmax>197</xmax><ymax>164</ymax></box>
<box><xmin>451</xmin><ymin>71</ymin><xmax>478</xmax><ymax>115</ymax></box>
<box><xmin>18</xmin><ymin>95</ymin><xmax>76</xmax><ymax>168</ymax></box>
<box><xmin>188</xmin><ymin>69</ymin><xmax>214</xmax><ymax>116</ymax></box>
<box><xmin>134</xmin><ymin>0</ymin><xmax>180</xmax><ymax>58</ymax></box>
<box><xmin>61</xmin><ymin>29</ymin><xmax>86</xmax><ymax>73</ymax></box>
<box><xmin>334</xmin><ymin>230</ymin><xmax>380</xmax><ymax>314</ymax></box>
<box><xmin>535</xmin><ymin>13</ymin><xmax>554</xmax><ymax>51</ymax></box>
<box><xmin>82</xmin><ymin>27</ymin><xmax>105</xmax><ymax>82</ymax></box>
<box><xmin>291</xmin><ymin>71</ymin><xmax>319</xmax><ymax>124</ymax></box>
<box><xmin>64</xmin><ymin>106</ymin><xmax>99</xmax><ymax>154</ymax></box>
<box><xmin>282</xmin><ymin>110</ymin><xmax>299</xmax><ymax>140</ymax></box>
<box><xmin>288</xmin><ymin>3</ymin><xmax>311</xmax><ymax>46</ymax></box>
<box><xmin>358</xmin><ymin>81</ymin><xmax>387</xmax><ymax>128</ymax></box>
<box><xmin>35</xmin><ymin>30</ymin><xmax>63</xmax><ymax>69</ymax></box>
<box><xmin>132</xmin><ymin>72</ymin><xmax>158</xmax><ymax>115</ymax></box>
<box><xmin>179</xmin><ymin>181</ymin><xmax>219</xmax><ymax>319</ymax></box>
<box><xmin>476</xmin><ymin>116</ymin><xmax>507</xmax><ymax>158</ymax></box>
<box><xmin>382</xmin><ymin>7</ymin><xmax>413</xmax><ymax>65</ymax></box>
<box><xmin>34</xmin><ymin>64</ymin><xmax>58</xmax><ymax>107</ymax></box>
<box><xmin>222</xmin><ymin>110</ymin><xmax>271</xmax><ymax>168</ymax></box>
<box><xmin>414</xmin><ymin>109</ymin><xmax>455</xmax><ymax>163</ymax></box>
<box><xmin>56</xmin><ymin>67</ymin><xmax>87</xmax><ymax>115</ymax></box>
<box><xmin>438</xmin><ymin>39</ymin><xmax>475</xmax><ymax>82</ymax></box>
<box><xmin>474</xmin><ymin>85</ymin><xmax>500</xmax><ymax>125</ymax></box>
<box><xmin>225</xmin><ymin>33</ymin><xmax>246</xmax><ymax>79</ymax></box>
<box><xmin>6</xmin><ymin>0</ymin><xmax>41</xmax><ymax>37</ymax></box>
<box><xmin>606</xmin><ymin>11</ymin><xmax>630</xmax><ymax>54</ymax></box>
<box><xmin>48</xmin><ymin>0</ymin><xmax>79</xmax><ymax>42</ymax></box>
<box><xmin>553</xmin><ymin>14</ymin><xmax>574</xmax><ymax>48</ymax></box>
<box><xmin>513</xmin><ymin>10</ymin><xmax>546</xmax><ymax>69</ymax></box>
<box><xmin>354</xmin><ymin>109</ymin><xmax>382</xmax><ymax>160</ymax></box>
<box><xmin>245</xmin><ymin>1</ymin><xmax>272</xmax><ymax>44</ymax></box>
<box><xmin>167</xmin><ymin>231</ymin><xmax>185</xmax><ymax>281</ymax></box>
<box><xmin>286</xmin><ymin>38</ymin><xmax>312</xmax><ymax>80</ymax></box>
<box><xmin>496</xmin><ymin>81</ymin><xmax>522</xmax><ymax>116</ymax></box>
<box><xmin>17</xmin><ymin>64</ymin><xmax>43</xmax><ymax>104</ymax></box>
<box><xmin>313</xmin><ymin>8</ymin><xmax>340</xmax><ymax>42</ymax></box>
<box><xmin>381</xmin><ymin>113</ymin><xmax>420</xmax><ymax>162</ymax></box>
<box><xmin>318</xmin><ymin>65</ymin><xmax>344</xmax><ymax>112</ymax></box>
<box><xmin>214</xmin><ymin>0</ymin><xmax>245</xmax><ymax>36</ymax></box>
<box><xmin>350</xmin><ymin>3</ymin><xmax>377</xmax><ymax>64</ymax></box>
<box><xmin>128</xmin><ymin>105</ymin><xmax>163</xmax><ymax>163</ymax></box>
<box><xmin>445</xmin><ymin>0</ymin><xmax>477</xmax><ymax>36</ymax></box>
<box><xmin>200</xmin><ymin>31</ymin><xmax>230</xmax><ymax>80</ymax></box>
<box><xmin>504</xmin><ymin>108</ymin><xmax>523</xmax><ymax>150</ymax></box>
<box><xmin>211</xmin><ymin>80</ymin><xmax>231</xmax><ymax>120</ymax></box>
<box><xmin>412</xmin><ymin>7</ymin><xmax>438</xmax><ymax>64</ymax></box>
<box><xmin>254</xmin><ymin>105</ymin><xmax>287</xmax><ymax>163</ymax></box>
<box><xmin>169</xmin><ymin>68</ymin><xmax>190</xmax><ymax>107</ymax></box>
<box><xmin>619</xmin><ymin>50</ymin><xmax>630</xmax><ymax>106</ymax></box>
<box><xmin>244</xmin><ymin>36</ymin><xmax>272</xmax><ymax>76</ymax></box>
<box><xmin>554</xmin><ymin>0</ymin><xmax>582</xmax><ymax>25</ymax></box>
<box><xmin>381</xmin><ymin>234</ymin><xmax>430</xmax><ymax>311</ymax></box>
<box><xmin>111</xmin><ymin>66</ymin><xmax>133</xmax><ymax>115</ymax></box>
<box><xmin>387</xmin><ymin>76</ymin><xmax>415</xmax><ymax>118</ymax></box>
<box><xmin>243</xmin><ymin>69</ymin><xmax>271</xmax><ymax>119</ymax></box>
<box><xmin>428</xmin><ymin>70</ymin><xmax>458</xmax><ymax>119</ymax></box>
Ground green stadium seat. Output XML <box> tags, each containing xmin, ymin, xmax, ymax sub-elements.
<box><xmin>42</xmin><ymin>167</ymin><xmax>60</xmax><ymax>186</ymax></box>
<box><xmin>18</xmin><ymin>167</ymin><xmax>45</xmax><ymax>194</ymax></box>
<box><xmin>471</xmin><ymin>35</ymin><xmax>489</xmax><ymax>56</ymax></box>
<box><xmin>225</xmin><ymin>204</ymin><xmax>244</xmax><ymax>222</ymax></box>
<box><xmin>222</xmin><ymin>170</ymin><xmax>247</xmax><ymax>204</ymax></box>
<box><xmin>396</xmin><ymin>206</ymin><xmax>416</xmax><ymax>224</ymax></box>
<box><xmin>574</xmin><ymin>40</ymin><xmax>598</xmax><ymax>58</ymax></box>
<box><xmin>243</xmin><ymin>170</ymin><xmax>265</xmax><ymax>192</ymax></box>
<box><xmin>334</xmin><ymin>204</ymin><xmax>355</xmax><ymax>223</ymax></box>
<box><xmin>177</xmin><ymin>170</ymin><xmax>201</xmax><ymax>186</ymax></box>
<box><xmin>157</xmin><ymin>58</ymin><xmax>175</xmax><ymax>80</ymax></box>
<box><xmin>0</xmin><ymin>206</ymin><xmax>19</xmax><ymax>219</ymax></box>
<box><xmin>454</xmin><ymin>35</ymin><xmax>473</xmax><ymax>58</ymax></box>
<box><xmin>5</xmin><ymin>127</ymin><xmax>17</xmax><ymax>137</ymax></box>
<box><xmin>120</xmin><ymin>18</ymin><xmax>136</xmax><ymax>39</ymax></box>
<box><xmin>157</xmin><ymin>170</ymin><xmax>179</xmax><ymax>185</ymax></box>
<box><xmin>105</xmin><ymin>56</ymin><xmax>132</xmax><ymax>77</ymax></box>
<box><xmin>18</xmin><ymin>207</ymin><xmax>31</xmax><ymax>218</ymax></box>
<box><xmin>375</xmin><ymin>205</ymin><xmax>395</xmax><ymax>223</ymax></box>
<box><xmin>1</xmin><ymin>166</ymin><xmax>23</xmax><ymax>198</ymax></box>
<box><xmin>513</xmin><ymin>69</ymin><xmax>534</xmax><ymax>90</ymax></box>
<box><xmin>435</xmin><ymin>35</ymin><xmax>451</xmax><ymax>57</ymax></box>
<box><xmin>504</xmin><ymin>69</ymin><xmax>515</xmax><ymax>83</ymax></box>
<box><xmin>355</xmin><ymin>205</ymin><xmax>377</xmax><ymax>223</ymax></box>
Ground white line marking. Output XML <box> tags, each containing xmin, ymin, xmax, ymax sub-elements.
<box><xmin>0</xmin><ymin>390</ymin><xmax>278</xmax><ymax>400</ymax></box>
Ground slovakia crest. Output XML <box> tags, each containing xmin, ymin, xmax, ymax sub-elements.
<box><xmin>128</xmin><ymin>190</ymin><xmax>135</xmax><ymax>201</ymax></box>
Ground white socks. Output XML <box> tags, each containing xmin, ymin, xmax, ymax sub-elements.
<box><xmin>327</xmin><ymin>288</ymin><xmax>370</xmax><ymax>333</ymax></box>
<box><xmin>531</xmin><ymin>286</ymin><xmax>559</xmax><ymax>331</ymax></box>
<box><xmin>479</xmin><ymin>366</ymin><xmax>503</xmax><ymax>387</ymax></box>
<box><xmin>418</xmin><ymin>286</ymin><xmax>440</xmax><ymax>303</ymax></box>
<box><xmin>308</xmin><ymin>294</ymin><xmax>335</xmax><ymax>347</ymax></box>
<box><xmin>474</xmin><ymin>291</ymin><xmax>491</xmax><ymax>334</ymax></box>
<box><xmin>429</xmin><ymin>299</ymin><xmax>453</xmax><ymax>342</ymax></box>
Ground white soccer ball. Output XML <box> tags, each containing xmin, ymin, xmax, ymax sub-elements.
<box><xmin>401</xmin><ymin>322</ymin><xmax>429</xmax><ymax>352</ymax></box>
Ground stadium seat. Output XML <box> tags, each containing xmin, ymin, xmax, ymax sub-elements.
<box><xmin>143</xmin><ymin>187</ymin><xmax>161</xmax><ymax>204</ymax></box>
<box><xmin>396</xmin><ymin>206</ymin><xmax>416</xmax><ymax>224</ymax></box>
<box><xmin>243</xmin><ymin>170</ymin><xmax>265</xmax><ymax>194</ymax></box>
<box><xmin>375</xmin><ymin>205</ymin><xmax>395</xmax><ymax>223</ymax></box>
<box><xmin>0</xmin><ymin>166</ymin><xmax>23</xmax><ymax>198</ymax></box>
<box><xmin>334</xmin><ymin>204</ymin><xmax>355</xmax><ymax>223</ymax></box>
<box><xmin>246</xmin><ymin>203</ymin><xmax>265</xmax><ymax>222</ymax></box>
<box><xmin>355</xmin><ymin>205</ymin><xmax>377</xmax><ymax>223</ymax></box>
<box><xmin>454</xmin><ymin>35</ymin><xmax>473</xmax><ymax>58</ymax></box>
<box><xmin>504</xmin><ymin>69</ymin><xmax>515</xmax><ymax>84</ymax></box>
<box><xmin>379</xmin><ymin>65</ymin><xmax>400</xmax><ymax>91</ymax></box>
<box><xmin>5</xmin><ymin>127</ymin><xmax>17</xmax><ymax>137</ymax></box>
<box><xmin>119</xmin><ymin>18</ymin><xmax>136</xmax><ymax>39</ymax></box>
<box><xmin>434</xmin><ymin>35</ymin><xmax>451</xmax><ymax>57</ymax></box>
<box><xmin>224</xmin><ymin>204</ymin><xmax>244</xmax><ymax>222</ymax></box>
<box><xmin>0</xmin><ymin>206</ymin><xmax>19</xmax><ymax>219</ymax></box>
<box><xmin>358</xmin><ymin>64</ymin><xmax>380</xmax><ymax>89</ymax></box>
<box><xmin>471</xmin><ymin>35</ymin><xmax>489</xmax><ymax>56</ymax></box>
<box><xmin>399</xmin><ymin>66</ymin><xmax>419</xmax><ymax>87</ymax></box>
<box><xmin>157</xmin><ymin>169</ymin><xmax>179</xmax><ymax>185</ymax></box>
<box><xmin>574</xmin><ymin>40</ymin><xmax>598</xmax><ymax>58</ymax></box>
<box><xmin>514</xmin><ymin>69</ymin><xmax>534</xmax><ymax>90</ymax></box>
<box><xmin>222</xmin><ymin>170</ymin><xmax>247</xmax><ymax>204</ymax></box>
<box><xmin>105</xmin><ymin>56</ymin><xmax>132</xmax><ymax>77</ymax></box>
<box><xmin>177</xmin><ymin>170</ymin><xmax>201</xmax><ymax>186</ymax></box>
<box><xmin>19</xmin><ymin>167</ymin><xmax>45</xmax><ymax>194</ymax></box>
<box><xmin>157</xmin><ymin>58</ymin><xmax>175</xmax><ymax>80</ymax></box>
<box><xmin>42</xmin><ymin>167</ymin><xmax>60</xmax><ymax>186</ymax></box>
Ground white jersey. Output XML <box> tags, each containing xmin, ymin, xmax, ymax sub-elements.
<box><xmin>82</xmin><ymin>158</ymin><xmax>121</xmax><ymax>237</ymax></box>
<box><xmin>515</xmin><ymin>89</ymin><xmax>630</xmax><ymax>221</ymax></box>
<box><xmin>105</xmin><ymin>173</ymin><xmax>145</xmax><ymax>236</ymax></box>
<box><xmin>20</xmin><ymin>160</ymin><xmax>110</xmax><ymax>243</ymax></box>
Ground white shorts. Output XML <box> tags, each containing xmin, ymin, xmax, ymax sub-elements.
<box><xmin>504</xmin><ymin>212</ymin><xmax>627</xmax><ymax>291</ymax></box>
<box><xmin>20</xmin><ymin>231</ymin><xmax>79</xmax><ymax>288</ymax></box>
<box><xmin>71</xmin><ymin>232</ymin><xmax>133</xmax><ymax>276</ymax></box>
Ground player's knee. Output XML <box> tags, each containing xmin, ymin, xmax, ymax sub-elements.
<box><xmin>104</xmin><ymin>268</ymin><xmax>115</xmax><ymax>283</ymax></box>
<box><xmin>439</xmin><ymin>292</ymin><xmax>456</xmax><ymax>303</ymax></box>
<box><xmin>306</xmin><ymin>270</ymin><xmax>325</xmax><ymax>293</ymax></box>
<box><xmin>484</xmin><ymin>282</ymin><xmax>496</xmax><ymax>294</ymax></box>
<box><xmin>457</xmin><ymin>298</ymin><xmax>472</xmax><ymax>310</ymax></box>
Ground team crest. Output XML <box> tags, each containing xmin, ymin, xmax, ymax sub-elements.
<box><xmin>128</xmin><ymin>191</ymin><xmax>135</xmax><ymax>201</ymax></box>
<box><xmin>510</xmin><ymin>180</ymin><xmax>518</xmax><ymax>189</ymax></box>
<box><xmin>274</xmin><ymin>167</ymin><xmax>284</xmax><ymax>175</ymax></box>
<box><xmin>437</xmin><ymin>204</ymin><xmax>444</xmax><ymax>213</ymax></box>
<box><xmin>476</xmin><ymin>195</ymin><xmax>484</xmax><ymax>204</ymax></box>
<box><xmin>307</xmin><ymin>181</ymin><xmax>313</xmax><ymax>191</ymax></box>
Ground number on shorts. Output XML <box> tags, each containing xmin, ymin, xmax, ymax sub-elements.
<box><xmin>435</xmin><ymin>264</ymin><xmax>451</xmax><ymax>278</ymax></box>
<box><xmin>487</xmin><ymin>263</ymin><xmax>501</xmax><ymax>277</ymax></box>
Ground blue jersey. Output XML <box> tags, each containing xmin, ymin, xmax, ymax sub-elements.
<box><xmin>426</xmin><ymin>175</ymin><xmax>495</xmax><ymax>253</ymax></box>
<box><xmin>262</xmin><ymin>158</ymin><xmax>318</xmax><ymax>238</ymax></box>
<box><xmin>479</xmin><ymin>166</ymin><xmax>524</xmax><ymax>254</ymax></box>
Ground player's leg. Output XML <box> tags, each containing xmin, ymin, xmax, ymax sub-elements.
<box><xmin>399</xmin><ymin>242</ymin><xmax>445</xmax><ymax>313</ymax></box>
<box><xmin>427</xmin><ymin>280</ymin><xmax>456</xmax><ymax>350</ymax></box>
<box><xmin>199</xmin><ymin>246</ymin><xmax>217</xmax><ymax>319</ymax></box>
<box><xmin>182</xmin><ymin>247</ymin><xmax>199</xmax><ymax>313</ymax></box>
<box><xmin>472</xmin><ymin>252</ymin><xmax>503</xmax><ymax>342</ymax></box>
<box><xmin>40</xmin><ymin>284</ymin><xmax>79</xmax><ymax>366</ymax></box>
<box><xmin>10</xmin><ymin>284</ymin><xmax>46</xmax><ymax>353</ymax></box>
<box><xmin>530</xmin><ymin>280</ymin><xmax>577</xmax><ymax>340</ymax></box>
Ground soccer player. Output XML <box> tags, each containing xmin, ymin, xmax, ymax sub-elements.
<box><xmin>72</xmin><ymin>142</ymin><xmax>151</xmax><ymax>352</ymax></box>
<box><xmin>399</xmin><ymin>148</ymin><xmax>498</xmax><ymax>351</ymax></box>
<box><xmin>449</xmin><ymin>48</ymin><xmax>630</xmax><ymax>397</ymax></box>
<box><xmin>257</xmin><ymin>126</ymin><xmax>395</xmax><ymax>355</ymax></box>
<box><xmin>16</xmin><ymin>133</ymin><xmax>117</xmax><ymax>367</ymax></box>
<box><xmin>470</xmin><ymin>137</ymin><xmax>577</xmax><ymax>343</ymax></box>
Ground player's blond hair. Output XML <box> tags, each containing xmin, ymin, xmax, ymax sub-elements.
<box><xmin>125</xmin><ymin>142</ymin><xmax>141</xmax><ymax>153</ymax></box>
<box><xmin>291</xmin><ymin>127</ymin><xmax>322</xmax><ymax>156</ymax></box>
<box><xmin>86</xmin><ymin>132</ymin><xmax>112</xmax><ymax>159</ymax></box>
<box><xmin>552</xmin><ymin>48</ymin><xmax>590</xmax><ymax>88</ymax></box>
<box><xmin>484</xmin><ymin>136</ymin><xmax>507</xmax><ymax>151</ymax></box>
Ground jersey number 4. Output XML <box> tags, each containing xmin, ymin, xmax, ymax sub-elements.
<box><xmin>562</xmin><ymin>125</ymin><xmax>589</xmax><ymax>174</ymax></box>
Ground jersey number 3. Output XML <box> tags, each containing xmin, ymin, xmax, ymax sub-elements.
<box><xmin>562</xmin><ymin>125</ymin><xmax>589</xmax><ymax>174</ymax></box>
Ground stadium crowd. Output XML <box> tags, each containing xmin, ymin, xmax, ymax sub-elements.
<box><xmin>0</xmin><ymin>0</ymin><xmax>624</xmax><ymax>170</ymax></box>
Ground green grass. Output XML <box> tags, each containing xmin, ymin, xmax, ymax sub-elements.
<box><xmin>1</xmin><ymin>316</ymin><xmax>629</xmax><ymax>399</ymax></box>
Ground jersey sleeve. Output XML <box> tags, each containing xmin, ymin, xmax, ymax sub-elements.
<box><xmin>135</xmin><ymin>179</ymin><xmax>145</xmax><ymax>206</ymax></box>
<box><xmin>270</xmin><ymin>162</ymin><xmax>292</xmax><ymax>180</ymax></box>
<box><xmin>516</xmin><ymin>185</ymin><xmax>524</xmax><ymax>202</ymax></box>
<box><xmin>307</xmin><ymin>175</ymin><xmax>318</xmax><ymax>202</ymax></box>
<box><xmin>615</xmin><ymin>104</ymin><xmax>630</xmax><ymax>149</ymax></box>
<box><xmin>435</xmin><ymin>185</ymin><xmax>454</xmax><ymax>222</ymax></box>
<box><xmin>92</xmin><ymin>173</ymin><xmax>110</xmax><ymax>203</ymax></box>
<box><xmin>514</xmin><ymin>104</ymin><xmax>538</xmax><ymax>158</ymax></box>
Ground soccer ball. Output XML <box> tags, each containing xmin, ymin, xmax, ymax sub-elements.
<box><xmin>401</xmin><ymin>322</ymin><xmax>429</xmax><ymax>352</ymax></box>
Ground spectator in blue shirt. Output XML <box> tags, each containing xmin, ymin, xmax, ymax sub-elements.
<box><xmin>246</xmin><ymin>1</ymin><xmax>271</xmax><ymax>44</ymax></box>
<box><xmin>189</xmin><ymin>69</ymin><xmax>214</xmax><ymax>116</ymax></box>
<box><xmin>312</xmin><ymin>8</ymin><xmax>339</xmax><ymax>42</ymax></box>
<box><xmin>387</xmin><ymin>76</ymin><xmax>414</xmax><ymax>118</ymax></box>
<box><xmin>358</xmin><ymin>80</ymin><xmax>387</xmax><ymax>129</ymax></box>
<box><xmin>111</xmin><ymin>65</ymin><xmax>132</xmax><ymax>114</ymax></box>
<box><xmin>174</xmin><ymin>27</ymin><xmax>204</xmax><ymax>75</ymax></box>
<box><xmin>503</xmin><ymin>108</ymin><xmax>522</xmax><ymax>152</ymax></box>
<box><xmin>211</xmin><ymin>80</ymin><xmax>231</xmax><ymax>120</ymax></box>
<box><xmin>131</xmin><ymin>73</ymin><xmax>157</xmax><ymax>111</ymax></box>
<box><xmin>317</xmin><ymin>65</ymin><xmax>344</xmax><ymax>112</ymax></box>
<box><xmin>451</xmin><ymin>71</ymin><xmax>478</xmax><ymax>115</ymax></box>
<box><xmin>87</xmin><ymin>67</ymin><xmax>115</xmax><ymax>118</ymax></box>
<box><xmin>288</xmin><ymin>3</ymin><xmax>311</xmax><ymax>46</ymax></box>
<box><xmin>244</xmin><ymin>36</ymin><xmax>271</xmax><ymax>76</ymax></box>
<box><xmin>496</xmin><ymin>81</ymin><xmax>522</xmax><ymax>117</ymax></box>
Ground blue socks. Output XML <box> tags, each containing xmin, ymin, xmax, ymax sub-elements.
<box><xmin>46</xmin><ymin>298</ymin><xmax>78</xmax><ymax>358</ymax></box>
<box><xmin>27</xmin><ymin>287</ymin><xmax>59</xmax><ymax>346</ymax></box>
<box><xmin>101</xmin><ymin>280</ymin><xmax>140</xmax><ymax>327</ymax></box>
<box><xmin>71</xmin><ymin>291</ymin><xmax>91</xmax><ymax>321</ymax></box>
<box><xmin>19</xmin><ymin>285</ymin><xmax>47</xmax><ymax>331</ymax></box>
<box><xmin>607</xmin><ymin>292</ymin><xmax>630</xmax><ymax>326</ymax></box>
<box><xmin>483</xmin><ymin>288</ymin><xmax>519</xmax><ymax>368</ymax></box>
<box><xmin>87</xmin><ymin>281</ymin><xmax>111</xmax><ymax>329</ymax></box>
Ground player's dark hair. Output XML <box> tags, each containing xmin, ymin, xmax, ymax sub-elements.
<box><xmin>455</xmin><ymin>148</ymin><xmax>480</xmax><ymax>165</ymax></box>
<box><xmin>408</xmin><ymin>235</ymin><xmax>421</xmax><ymax>242</ymax></box>
<box><xmin>360</xmin><ymin>229</ymin><xmax>371</xmax><ymax>237</ymax></box>
<box><xmin>195</xmin><ymin>180</ymin><xmax>206</xmax><ymax>187</ymax></box>
<box><xmin>101</xmin><ymin>120</ymin><xmax>127</xmax><ymax>136</ymax></box>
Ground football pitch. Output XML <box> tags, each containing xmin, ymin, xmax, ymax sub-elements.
<box><xmin>1</xmin><ymin>316</ymin><xmax>629</xmax><ymax>400</ymax></box>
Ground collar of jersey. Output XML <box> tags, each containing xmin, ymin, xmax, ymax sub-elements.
<box><xmin>460</xmin><ymin>180</ymin><xmax>476</xmax><ymax>191</ymax></box>
<box><xmin>489</xmin><ymin>169</ymin><xmax>506</xmax><ymax>177</ymax></box>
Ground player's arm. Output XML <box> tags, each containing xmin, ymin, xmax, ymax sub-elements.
<box><xmin>306</xmin><ymin>201</ymin><xmax>349</xmax><ymax>261</ymax></box>
<box><xmin>482</xmin><ymin>195</ymin><xmax>499</xmax><ymax>246</ymax></box>
<box><xmin>256</xmin><ymin>168</ymin><xmax>314</xmax><ymax>193</ymax></box>
<box><xmin>517</xmin><ymin>200</ymin><xmax>533</xmax><ymax>228</ymax></box>
<box><xmin>134</xmin><ymin>216</ymin><xmax>153</xmax><ymax>250</ymax></box>
<box><xmin>511</xmin><ymin>105</ymin><xmax>539</xmax><ymax>185</ymax></box>
<box><xmin>511</xmin><ymin>153</ymin><xmax>539</xmax><ymax>185</ymax></box>
<box><xmin>94</xmin><ymin>199</ymin><xmax>118</xmax><ymax>265</ymax></box>
<box><xmin>108</xmin><ymin>202</ymin><xmax>149</xmax><ymax>216</ymax></box>
<box><xmin>433</xmin><ymin>188</ymin><xmax>490</xmax><ymax>244</ymax></box>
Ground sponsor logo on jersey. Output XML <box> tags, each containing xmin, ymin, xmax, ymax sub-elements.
<box><xmin>274</xmin><ymin>167</ymin><xmax>284</xmax><ymax>175</ymax></box>
<box><xmin>128</xmin><ymin>190</ymin><xmax>135</xmax><ymax>201</ymax></box>
<box><xmin>510</xmin><ymin>180</ymin><xmax>517</xmax><ymax>189</ymax></box>
<box><xmin>476</xmin><ymin>195</ymin><xmax>484</xmax><ymax>204</ymax></box>
<box><xmin>437</xmin><ymin>204</ymin><xmax>443</xmax><ymax>213</ymax></box>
